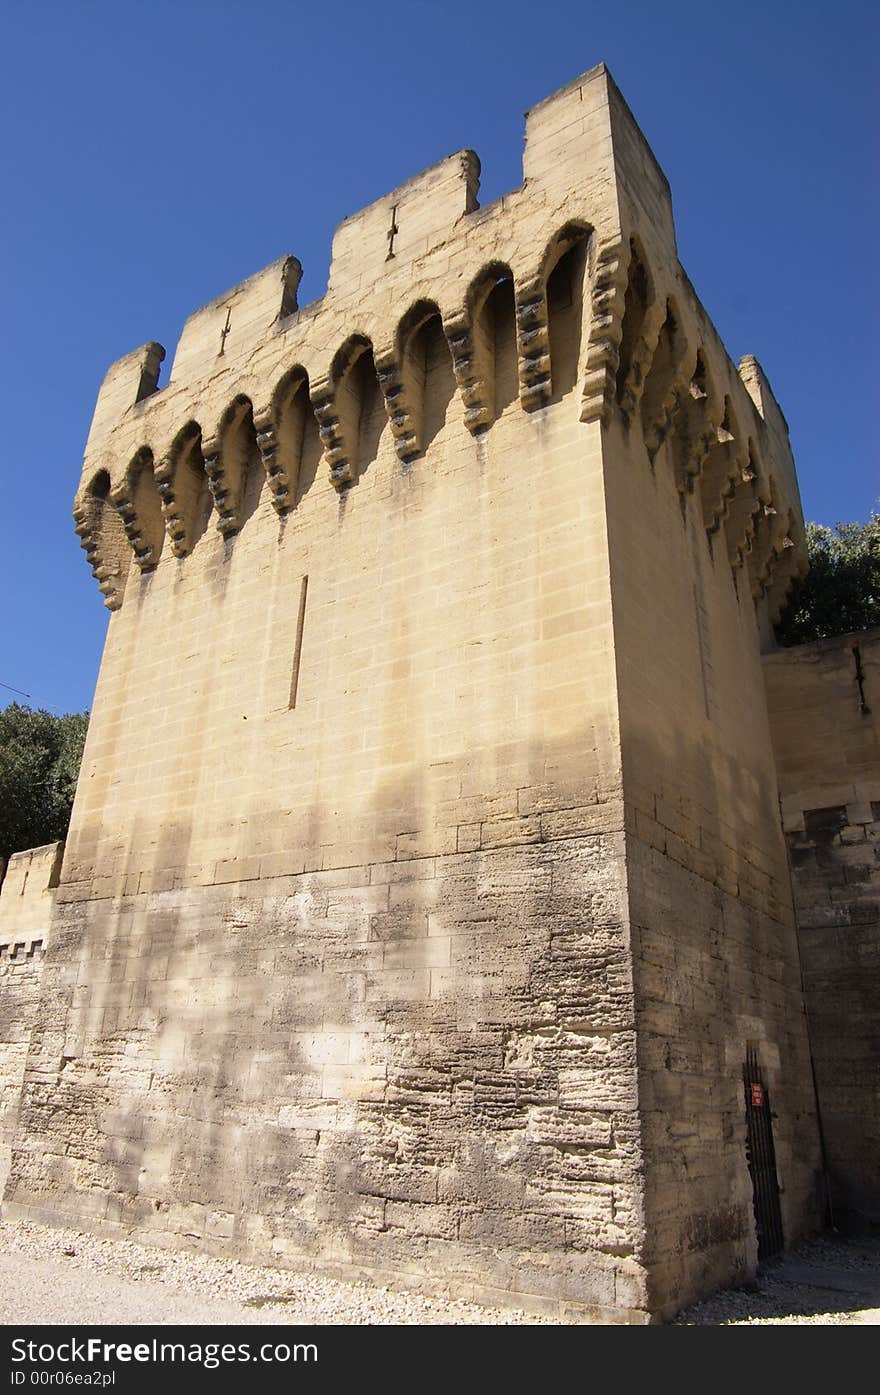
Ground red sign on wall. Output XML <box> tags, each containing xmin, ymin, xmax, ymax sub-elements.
<box><xmin>750</xmin><ymin>1083</ymin><xmax>765</xmax><ymax>1108</ymax></box>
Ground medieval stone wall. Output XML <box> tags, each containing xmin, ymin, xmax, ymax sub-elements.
<box><xmin>764</xmin><ymin>628</ymin><xmax>880</xmax><ymax>1221</ymax></box>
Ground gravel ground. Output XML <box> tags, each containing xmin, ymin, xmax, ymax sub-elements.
<box><xmin>675</xmin><ymin>1231</ymin><xmax>880</xmax><ymax>1325</ymax></box>
<box><xmin>1</xmin><ymin>1217</ymin><xmax>877</xmax><ymax>1325</ymax></box>
<box><xmin>0</xmin><ymin>1218</ymin><xmax>551</xmax><ymax>1326</ymax></box>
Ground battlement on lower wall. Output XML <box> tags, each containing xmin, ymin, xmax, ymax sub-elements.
<box><xmin>0</xmin><ymin>843</ymin><xmax>63</xmax><ymax>947</ymax></box>
<box><xmin>75</xmin><ymin>62</ymin><xmax>805</xmax><ymax>627</ymax></box>
<box><xmin>0</xmin><ymin>843</ymin><xmax>61</xmax><ymax>1196</ymax></box>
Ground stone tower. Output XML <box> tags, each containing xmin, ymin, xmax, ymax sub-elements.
<box><xmin>3</xmin><ymin>65</ymin><xmax>822</xmax><ymax>1321</ymax></box>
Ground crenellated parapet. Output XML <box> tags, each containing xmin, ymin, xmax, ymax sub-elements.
<box><xmin>73</xmin><ymin>63</ymin><xmax>806</xmax><ymax>627</ymax></box>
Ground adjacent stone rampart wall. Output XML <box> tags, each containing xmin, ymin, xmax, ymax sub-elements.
<box><xmin>764</xmin><ymin>629</ymin><xmax>880</xmax><ymax>1220</ymax></box>
<box><xmin>0</xmin><ymin>843</ymin><xmax>62</xmax><ymax>1193</ymax></box>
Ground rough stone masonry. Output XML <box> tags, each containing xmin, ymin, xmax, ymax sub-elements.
<box><xmin>4</xmin><ymin>63</ymin><xmax>872</xmax><ymax>1323</ymax></box>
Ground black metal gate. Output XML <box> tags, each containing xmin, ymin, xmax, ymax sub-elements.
<box><xmin>743</xmin><ymin>1046</ymin><xmax>784</xmax><ymax>1261</ymax></box>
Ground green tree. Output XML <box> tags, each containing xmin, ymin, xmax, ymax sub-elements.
<box><xmin>776</xmin><ymin>512</ymin><xmax>880</xmax><ymax>645</ymax></box>
<box><xmin>0</xmin><ymin>704</ymin><xmax>89</xmax><ymax>862</ymax></box>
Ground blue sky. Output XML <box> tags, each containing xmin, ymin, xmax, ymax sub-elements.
<box><xmin>1</xmin><ymin>0</ymin><xmax>876</xmax><ymax>715</ymax></box>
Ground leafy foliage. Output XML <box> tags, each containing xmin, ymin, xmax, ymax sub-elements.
<box><xmin>775</xmin><ymin>512</ymin><xmax>880</xmax><ymax>646</ymax></box>
<box><xmin>0</xmin><ymin>704</ymin><xmax>89</xmax><ymax>862</ymax></box>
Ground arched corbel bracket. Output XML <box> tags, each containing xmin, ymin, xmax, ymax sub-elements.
<box><xmin>442</xmin><ymin>310</ymin><xmax>492</xmax><ymax>433</ymax></box>
<box><xmin>255</xmin><ymin>369</ymin><xmax>310</xmax><ymax>513</ymax></box>
<box><xmin>72</xmin><ymin>473</ymin><xmax>128</xmax><ymax>611</ymax></box>
<box><xmin>374</xmin><ymin>347</ymin><xmax>421</xmax><ymax>461</ymax></box>
<box><xmin>580</xmin><ymin>239</ymin><xmax>628</xmax><ymax>424</ymax></box>
<box><xmin>73</xmin><ymin>506</ymin><xmax>124</xmax><ymax>610</ymax></box>
<box><xmin>109</xmin><ymin>448</ymin><xmax>165</xmax><ymax>570</ymax></box>
<box><xmin>515</xmin><ymin>277</ymin><xmax>551</xmax><ymax>411</ymax></box>
<box><xmin>614</xmin><ymin>241</ymin><xmax>664</xmax><ymax>425</ymax></box>
<box><xmin>618</xmin><ymin>300</ymin><xmax>665</xmax><ymax>424</ymax></box>
<box><xmin>110</xmin><ymin>483</ymin><xmax>154</xmax><ymax>570</ymax></box>
<box><xmin>313</xmin><ymin>338</ymin><xmax>374</xmax><ymax>490</ymax></box>
<box><xmin>155</xmin><ymin>424</ymin><xmax>205</xmax><ymax>557</ymax></box>
<box><xmin>202</xmin><ymin>396</ymin><xmax>257</xmax><ymax>536</ymax></box>
<box><xmin>253</xmin><ymin>413</ymin><xmax>286</xmax><ymax>511</ymax></box>
<box><xmin>640</xmin><ymin>311</ymin><xmax>696</xmax><ymax>462</ymax></box>
<box><xmin>669</xmin><ymin>355</ymin><xmax>724</xmax><ymax>495</ymax></box>
<box><xmin>749</xmin><ymin>499</ymin><xmax>809</xmax><ymax>622</ymax></box>
<box><xmin>311</xmin><ymin>375</ymin><xmax>353</xmax><ymax>489</ymax></box>
<box><xmin>766</xmin><ymin>540</ymin><xmax>809</xmax><ymax>625</ymax></box>
<box><xmin>723</xmin><ymin>450</ymin><xmax>762</xmax><ymax>571</ymax></box>
<box><xmin>700</xmin><ymin>400</ymin><xmax>746</xmax><ymax>534</ymax></box>
<box><xmin>708</xmin><ymin>439</ymin><xmax>751</xmax><ymax>537</ymax></box>
<box><xmin>155</xmin><ymin>457</ymin><xmax>186</xmax><ymax>557</ymax></box>
<box><xmin>202</xmin><ymin>434</ymin><xmax>238</xmax><ymax>535</ymax></box>
<box><xmin>747</xmin><ymin>498</ymin><xmax>791</xmax><ymax>602</ymax></box>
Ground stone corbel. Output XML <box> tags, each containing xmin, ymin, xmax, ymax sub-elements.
<box><xmin>154</xmin><ymin>456</ymin><xmax>188</xmax><ymax>557</ymax></box>
<box><xmin>311</xmin><ymin>375</ymin><xmax>355</xmax><ymax>489</ymax></box>
<box><xmin>72</xmin><ymin>498</ymin><xmax>124</xmax><ymax>611</ymax></box>
<box><xmin>618</xmin><ymin>299</ymin><xmax>666</xmax><ymax>425</ymax></box>
<box><xmin>765</xmin><ymin>537</ymin><xmax>808</xmax><ymax>624</ymax></box>
<box><xmin>109</xmin><ymin>487</ymin><xmax>148</xmax><ymax>569</ymax></box>
<box><xmin>256</xmin><ymin>371</ymin><xmax>311</xmax><ymax>513</ymax></box>
<box><xmin>108</xmin><ymin>483</ymin><xmax>154</xmax><ymax>570</ymax></box>
<box><xmin>253</xmin><ymin>412</ymin><xmax>288</xmax><ymax>513</ymax></box>
<box><xmin>747</xmin><ymin>499</ymin><xmax>789</xmax><ymax>600</ymax></box>
<box><xmin>639</xmin><ymin>312</ymin><xmax>695</xmax><ymax>461</ymax></box>
<box><xmin>737</xmin><ymin>486</ymin><xmax>764</xmax><ymax>572</ymax></box>
<box><xmin>580</xmin><ymin>239</ymin><xmax>628</xmax><ymax>424</ymax></box>
<box><xmin>709</xmin><ymin>438</ymin><xmax>751</xmax><ymax>538</ymax></box>
<box><xmin>515</xmin><ymin>276</ymin><xmax>551</xmax><ymax>411</ymax></box>
<box><xmin>109</xmin><ymin>452</ymin><xmax>164</xmax><ymax>570</ymax></box>
<box><xmin>700</xmin><ymin>402</ymin><xmax>744</xmax><ymax>533</ymax></box>
<box><xmin>723</xmin><ymin>453</ymin><xmax>761</xmax><ymax>571</ymax></box>
<box><xmin>202</xmin><ymin>434</ymin><xmax>241</xmax><ymax>536</ymax></box>
<box><xmin>442</xmin><ymin>310</ymin><xmax>492</xmax><ymax>433</ymax></box>
<box><xmin>374</xmin><ymin>347</ymin><xmax>421</xmax><ymax>462</ymax></box>
<box><xmin>155</xmin><ymin>426</ymin><xmax>205</xmax><ymax>557</ymax></box>
<box><xmin>670</xmin><ymin>361</ymin><xmax>724</xmax><ymax>496</ymax></box>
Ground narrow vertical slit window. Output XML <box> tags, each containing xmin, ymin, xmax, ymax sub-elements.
<box><xmin>693</xmin><ymin>582</ymin><xmax>715</xmax><ymax>722</ymax></box>
<box><xmin>289</xmin><ymin>575</ymin><xmax>309</xmax><ymax>709</ymax></box>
